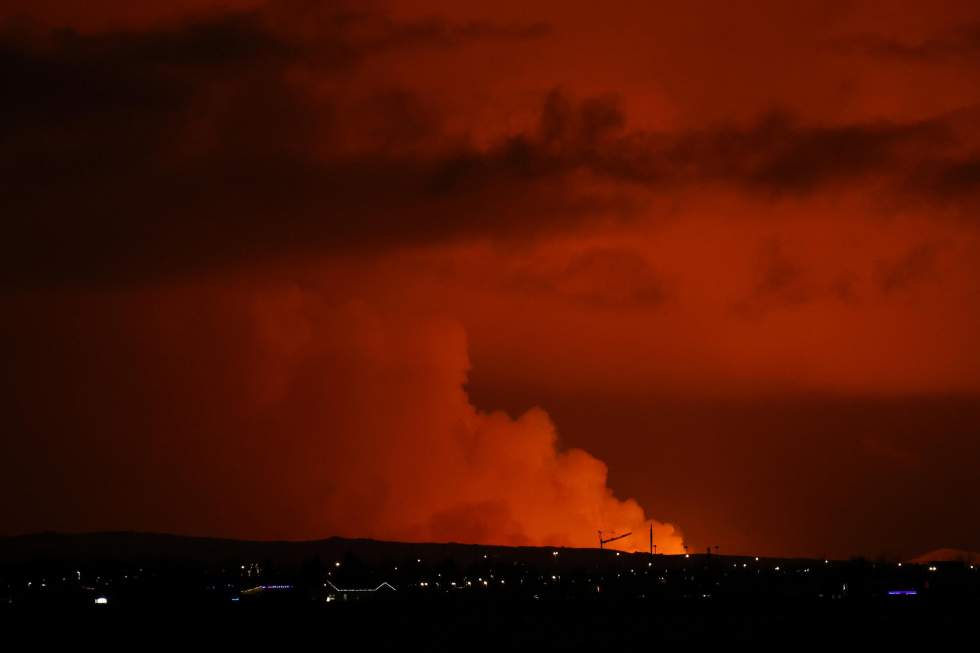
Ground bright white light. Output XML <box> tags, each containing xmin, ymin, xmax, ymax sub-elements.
<box><xmin>335</xmin><ymin>562</ymin><xmax>341</xmax><ymax>567</ymax></box>
<box><xmin>94</xmin><ymin>597</ymin><xmax>108</xmax><ymax>605</ymax></box>
<box><xmin>774</xmin><ymin>566</ymin><xmax>780</xmax><ymax>571</ymax></box>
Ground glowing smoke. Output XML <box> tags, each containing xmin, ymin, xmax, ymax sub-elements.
<box><xmin>1</xmin><ymin>279</ymin><xmax>683</xmax><ymax>552</ymax></box>
<box><xmin>245</xmin><ymin>285</ymin><xmax>684</xmax><ymax>551</ymax></box>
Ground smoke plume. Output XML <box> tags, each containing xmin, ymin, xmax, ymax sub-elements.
<box><xmin>1</xmin><ymin>279</ymin><xmax>682</xmax><ymax>552</ymax></box>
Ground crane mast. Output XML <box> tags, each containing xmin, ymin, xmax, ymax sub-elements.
<box><xmin>597</xmin><ymin>530</ymin><xmax>632</xmax><ymax>550</ymax></box>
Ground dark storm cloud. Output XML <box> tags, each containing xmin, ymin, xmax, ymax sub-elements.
<box><xmin>731</xmin><ymin>240</ymin><xmax>814</xmax><ymax>317</ymax></box>
<box><xmin>907</xmin><ymin>153</ymin><xmax>980</xmax><ymax>201</ymax></box>
<box><xmin>338</xmin><ymin>12</ymin><xmax>552</xmax><ymax>52</ymax></box>
<box><xmin>832</xmin><ymin>24</ymin><xmax>980</xmax><ymax>63</ymax></box>
<box><xmin>502</xmin><ymin>246</ymin><xmax>668</xmax><ymax>310</ymax></box>
<box><xmin>731</xmin><ymin>238</ymin><xmax>948</xmax><ymax>317</ymax></box>
<box><xmin>530</xmin><ymin>95</ymin><xmax>975</xmax><ymax>198</ymax></box>
<box><xmin>3</xmin><ymin>6</ymin><xmax>980</xmax><ymax>288</ymax></box>
<box><xmin>875</xmin><ymin>243</ymin><xmax>941</xmax><ymax>294</ymax></box>
<box><xmin>0</xmin><ymin>7</ymin><xmax>559</xmax><ymax>287</ymax></box>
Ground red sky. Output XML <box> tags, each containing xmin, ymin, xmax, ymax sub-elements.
<box><xmin>3</xmin><ymin>0</ymin><xmax>980</xmax><ymax>558</ymax></box>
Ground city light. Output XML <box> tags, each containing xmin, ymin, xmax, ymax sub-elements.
<box><xmin>10</xmin><ymin>535</ymin><xmax>977</xmax><ymax>609</ymax></box>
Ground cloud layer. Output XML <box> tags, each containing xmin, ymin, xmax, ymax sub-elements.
<box><xmin>4</xmin><ymin>2</ymin><xmax>980</xmax><ymax>288</ymax></box>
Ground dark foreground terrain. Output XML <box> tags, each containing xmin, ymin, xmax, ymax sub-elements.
<box><xmin>4</xmin><ymin>597</ymin><xmax>976</xmax><ymax>647</ymax></box>
<box><xmin>2</xmin><ymin>532</ymin><xmax>977</xmax><ymax>645</ymax></box>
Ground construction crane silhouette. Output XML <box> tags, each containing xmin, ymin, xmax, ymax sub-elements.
<box><xmin>598</xmin><ymin>530</ymin><xmax>632</xmax><ymax>550</ymax></box>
